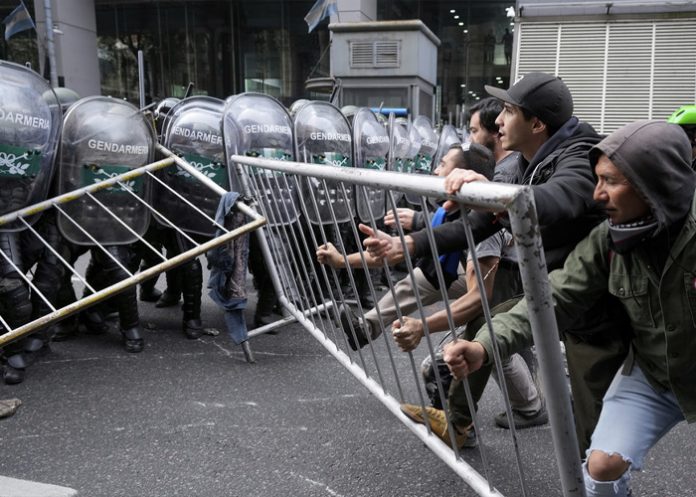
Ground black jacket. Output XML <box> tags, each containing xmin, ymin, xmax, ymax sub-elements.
<box><xmin>410</xmin><ymin>117</ymin><xmax>605</xmax><ymax>270</ymax></box>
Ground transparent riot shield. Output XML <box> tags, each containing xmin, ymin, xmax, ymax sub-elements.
<box><xmin>403</xmin><ymin>119</ymin><xmax>422</xmax><ymax>175</ymax></box>
<box><xmin>386</xmin><ymin>114</ymin><xmax>411</xmax><ymax>204</ymax></box>
<box><xmin>353</xmin><ymin>108</ymin><xmax>389</xmax><ymax>223</ymax></box>
<box><xmin>155</xmin><ymin>96</ymin><xmax>226</xmax><ymax>237</ymax></box>
<box><xmin>405</xmin><ymin>115</ymin><xmax>437</xmax><ymax>206</ymax></box>
<box><xmin>57</xmin><ymin>96</ymin><xmax>155</xmax><ymax>245</ymax></box>
<box><xmin>294</xmin><ymin>101</ymin><xmax>354</xmax><ymax>225</ymax></box>
<box><xmin>0</xmin><ymin>61</ymin><xmax>62</xmax><ymax>231</ymax></box>
<box><xmin>432</xmin><ymin>124</ymin><xmax>461</xmax><ymax>171</ymax></box>
<box><xmin>388</xmin><ymin>114</ymin><xmax>411</xmax><ymax>174</ymax></box>
<box><xmin>223</xmin><ymin>93</ymin><xmax>297</xmax><ymax>227</ymax></box>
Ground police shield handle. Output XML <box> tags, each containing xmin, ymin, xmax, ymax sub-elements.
<box><xmin>359</xmin><ymin>223</ymin><xmax>412</xmax><ymax>265</ymax></box>
<box><xmin>442</xmin><ymin>339</ymin><xmax>487</xmax><ymax>380</ymax></box>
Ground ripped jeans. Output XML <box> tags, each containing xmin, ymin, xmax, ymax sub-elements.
<box><xmin>583</xmin><ymin>364</ymin><xmax>684</xmax><ymax>497</ymax></box>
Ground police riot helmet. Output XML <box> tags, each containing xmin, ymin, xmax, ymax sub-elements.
<box><xmin>42</xmin><ymin>87</ymin><xmax>80</xmax><ymax>113</ymax></box>
<box><xmin>154</xmin><ymin>97</ymin><xmax>181</xmax><ymax>134</ymax></box>
<box><xmin>289</xmin><ymin>99</ymin><xmax>310</xmax><ymax>117</ymax></box>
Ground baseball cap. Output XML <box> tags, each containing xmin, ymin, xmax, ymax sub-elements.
<box><xmin>484</xmin><ymin>72</ymin><xmax>573</xmax><ymax>130</ymax></box>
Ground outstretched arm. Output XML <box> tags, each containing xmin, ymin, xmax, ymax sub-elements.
<box><xmin>316</xmin><ymin>241</ymin><xmax>390</xmax><ymax>269</ymax></box>
<box><xmin>391</xmin><ymin>255</ymin><xmax>499</xmax><ymax>352</ymax></box>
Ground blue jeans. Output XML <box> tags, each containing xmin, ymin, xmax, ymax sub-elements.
<box><xmin>583</xmin><ymin>364</ymin><xmax>684</xmax><ymax>497</ymax></box>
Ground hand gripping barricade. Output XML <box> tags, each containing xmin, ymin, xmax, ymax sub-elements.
<box><xmin>0</xmin><ymin>61</ymin><xmax>62</xmax><ymax>383</ymax></box>
<box><xmin>405</xmin><ymin>115</ymin><xmax>438</xmax><ymax>206</ymax></box>
<box><xmin>293</xmin><ymin>100</ymin><xmax>354</xmax><ymax>225</ymax></box>
<box><xmin>353</xmin><ymin>107</ymin><xmax>390</xmax><ymax>223</ymax></box>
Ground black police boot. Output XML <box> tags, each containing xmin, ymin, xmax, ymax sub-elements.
<box><xmin>3</xmin><ymin>353</ymin><xmax>27</xmax><ymax>385</ymax></box>
<box><xmin>183</xmin><ymin>319</ymin><xmax>203</xmax><ymax>340</ymax></box>
<box><xmin>139</xmin><ymin>282</ymin><xmax>162</xmax><ymax>303</ymax></box>
<box><xmin>80</xmin><ymin>308</ymin><xmax>110</xmax><ymax>335</ymax></box>
<box><xmin>121</xmin><ymin>326</ymin><xmax>144</xmax><ymax>353</ymax></box>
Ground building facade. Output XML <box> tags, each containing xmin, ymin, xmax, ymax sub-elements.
<box><xmin>1</xmin><ymin>0</ymin><xmax>515</xmax><ymax>122</ymax></box>
<box><xmin>1</xmin><ymin>0</ymin><xmax>694</xmax><ymax>127</ymax></box>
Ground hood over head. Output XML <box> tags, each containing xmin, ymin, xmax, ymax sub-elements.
<box><xmin>589</xmin><ymin>120</ymin><xmax>696</xmax><ymax>233</ymax></box>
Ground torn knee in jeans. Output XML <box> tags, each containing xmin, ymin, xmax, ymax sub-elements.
<box><xmin>584</xmin><ymin>450</ymin><xmax>632</xmax><ymax>497</ymax></box>
<box><xmin>587</xmin><ymin>450</ymin><xmax>632</xmax><ymax>481</ymax></box>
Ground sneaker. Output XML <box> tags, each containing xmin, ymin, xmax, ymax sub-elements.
<box><xmin>338</xmin><ymin>304</ymin><xmax>369</xmax><ymax>351</ymax></box>
<box><xmin>400</xmin><ymin>403</ymin><xmax>476</xmax><ymax>449</ymax></box>
<box><xmin>494</xmin><ymin>407</ymin><xmax>549</xmax><ymax>430</ymax></box>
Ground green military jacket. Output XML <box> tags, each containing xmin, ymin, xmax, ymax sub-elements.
<box><xmin>477</xmin><ymin>193</ymin><xmax>696</xmax><ymax>422</ymax></box>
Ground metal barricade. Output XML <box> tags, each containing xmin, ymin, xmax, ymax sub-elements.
<box><xmin>0</xmin><ymin>147</ymin><xmax>265</xmax><ymax>348</ymax></box>
<box><xmin>231</xmin><ymin>153</ymin><xmax>585</xmax><ymax>497</ymax></box>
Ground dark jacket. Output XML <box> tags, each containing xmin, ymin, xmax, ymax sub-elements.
<box><xmin>410</xmin><ymin>117</ymin><xmax>605</xmax><ymax>270</ymax></box>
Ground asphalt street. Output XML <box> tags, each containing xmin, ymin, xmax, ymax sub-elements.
<box><xmin>0</xmin><ymin>281</ymin><xmax>693</xmax><ymax>497</ymax></box>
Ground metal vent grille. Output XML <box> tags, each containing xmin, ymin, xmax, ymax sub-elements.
<box><xmin>350</xmin><ymin>40</ymin><xmax>401</xmax><ymax>68</ymax></box>
<box><xmin>516</xmin><ymin>19</ymin><xmax>696</xmax><ymax>133</ymax></box>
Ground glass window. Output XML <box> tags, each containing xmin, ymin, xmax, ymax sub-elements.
<box><xmin>95</xmin><ymin>0</ymin><xmax>321</xmax><ymax>106</ymax></box>
<box><xmin>378</xmin><ymin>0</ymin><xmax>515</xmax><ymax>122</ymax></box>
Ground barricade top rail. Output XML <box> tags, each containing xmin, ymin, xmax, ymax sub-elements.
<box><xmin>230</xmin><ymin>154</ymin><xmax>524</xmax><ymax>212</ymax></box>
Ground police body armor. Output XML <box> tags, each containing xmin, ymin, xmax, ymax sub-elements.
<box><xmin>57</xmin><ymin>97</ymin><xmax>155</xmax><ymax>245</ymax></box>
<box><xmin>294</xmin><ymin>101</ymin><xmax>354</xmax><ymax>225</ymax></box>
<box><xmin>156</xmin><ymin>96</ymin><xmax>226</xmax><ymax>238</ymax></box>
<box><xmin>223</xmin><ymin>93</ymin><xmax>297</xmax><ymax>227</ymax></box>
<box><xmin>353</xmin><ymin>108</ymin><xmax>389</xmax><ymax>223</ymax></box>
<box><xmin>406</xmin><ymin>116</ymin><xmax>438</xmax><ymax>206</ymax></box>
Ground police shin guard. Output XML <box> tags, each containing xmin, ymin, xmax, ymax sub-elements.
<box><xmin>181</xmin><ymin>259</ymin><xmax>203</xmax><ymax>340</ymax></box>
<box><xmin>99</xmin><ymin>247</ymin><xmax>144</xmax><ymax>353</ymax></box>
<box><xmin>156</xmin><ymin>267</ymin><xmax>182</xmax><ymax>308</ymax></box>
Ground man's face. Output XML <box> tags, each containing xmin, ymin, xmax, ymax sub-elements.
<box><xmin>433</xmin><ymin>148</ymin><xmax>460</xmax><ymax>177</ymax></box>
<box><xmin>469</xmin><ymin>112</ymin><xmax>496</xmax><ymax>151</ymax></box>
<box><xmin>593</xmin><ymin>155</ymin><xmax>651</xmax><ymax>224</ymax></box>
<box><xmin>495</xmin><ymin>103</ymin><xmax>535</xmax><ymax>151</ymax></box>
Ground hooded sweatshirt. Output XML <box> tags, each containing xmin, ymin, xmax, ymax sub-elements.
<box><xmin>589</xmin><ymin>120</ymin><xmax>696</xmax><ymax>239</ymax></box>
<box><xmin>477</xmin><ymin>120</ymin><xmax>696</xmax><ymax>421</ymax></box>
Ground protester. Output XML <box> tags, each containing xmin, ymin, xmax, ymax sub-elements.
<box><xmin>445</xmin><ymin>120</ymin><xmax>695</xmax><ymax>497</ymax></box>
<box><xmin>362</xmin><ymin>72</ymin><xmax>631</xmax><ymax>452</ymax></box>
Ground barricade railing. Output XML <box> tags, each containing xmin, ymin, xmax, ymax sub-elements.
<box><xmin>230</xmin><ymin>154</ymin><xmax>585</xmax><ymax>497</ymax></box>
<box><xmin>0</xmin><ymin>149</ymin><xmax>266</xmax><ymax>348</ymax></box>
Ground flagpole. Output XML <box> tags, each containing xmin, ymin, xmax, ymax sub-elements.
<box><xmin>41</xmin><ymin>0</ymin><xmax>58</xmax><ymax>87</ymax></box>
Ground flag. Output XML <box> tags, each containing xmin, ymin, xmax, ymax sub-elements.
<box><xmin>304</xmin><ymin>0</ymin><xmax>338</xmax><ymax>33</ymax></box>
<box><xmin>3</xmin><ymin>1</ymin><xmax>35</xmax><ymax>41</ymax></box>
